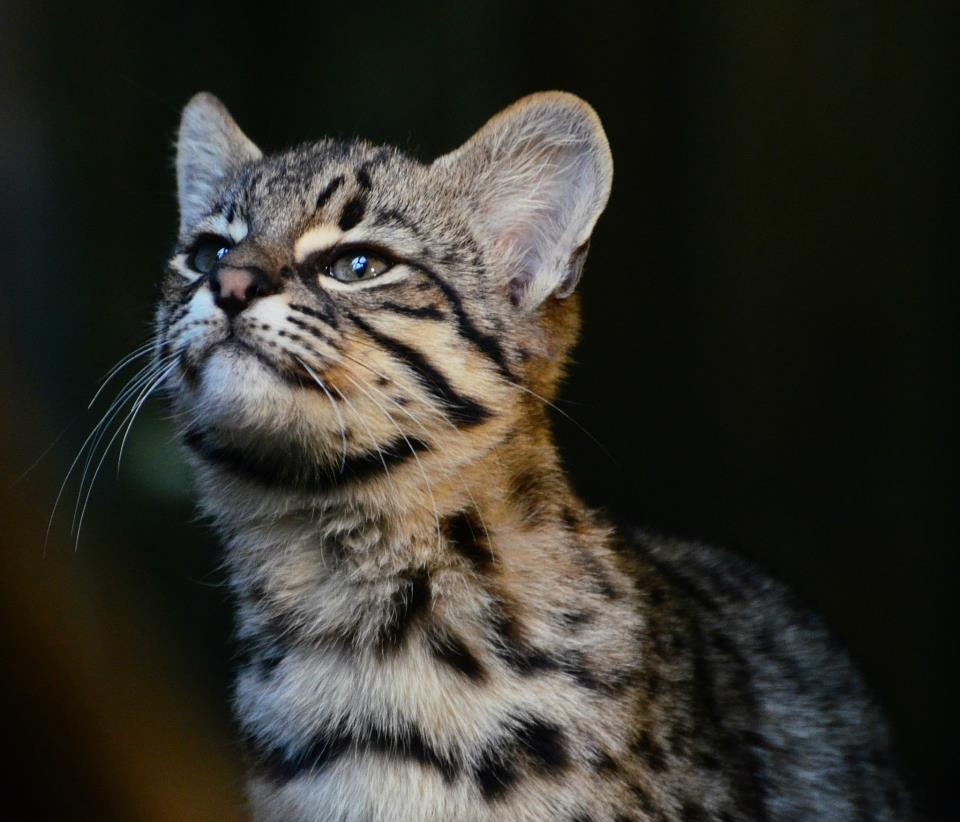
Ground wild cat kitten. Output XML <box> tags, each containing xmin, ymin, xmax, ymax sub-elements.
<box><xmin>157</xmin><ymin>91</ymin><xmax>911</xmax><ymax>821</ymax></box>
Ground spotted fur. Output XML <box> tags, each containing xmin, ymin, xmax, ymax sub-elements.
<box><xmin>155</xmin><ymin>91</ymin><xmax>912</xmax><ymax>820</ymax></box>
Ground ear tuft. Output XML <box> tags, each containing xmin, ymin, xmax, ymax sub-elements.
<box><xmin>435</xmin><ymin>92</ymin><xmax>613</xmax><ymax>310</ymax></box>
<box><xmin>176</xmin><ymin>92</ymin><xmax>262</xmax><ymax>235</ymax></box>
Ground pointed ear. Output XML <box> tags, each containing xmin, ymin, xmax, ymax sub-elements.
<box><xmin>176</xmin><ymin>92</ymin><xmax>262</xmax><ymax>235</ymax></box>
<box><xmin>434</xmin><ymin>92</ymin><xmax>612</xmax><ymax>310</ymax></box>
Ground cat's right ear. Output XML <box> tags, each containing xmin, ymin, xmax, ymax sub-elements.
<box><xmin>176</xmin><ymin>92</ymin><xmax>261</xmax><ymax>235</ymax></box>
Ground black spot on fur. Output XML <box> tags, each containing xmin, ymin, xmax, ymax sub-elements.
<box><xmin>630</xmin><ymin>730</ymin><xmax>668</xmax><ymax>772</ymax></box>
<box><xmin>590</xmin><ymin>749</ymin><xmax>619</xmax><ymax>773</ymax></box>
<box><xmin>444</xmin><ymin>510</ymin><xmax>495</xmax><ymax>571</ymax></box>
<box><xmin>509</xmin><ymin>468</ymin><xmax>552</xmax><ymax>525</ymax></box>
<box><xmin>338</xmin><ymin>196</ymin><xmax>366</xmax><ymax>230</ymax></box>
<box><xmin>474</xmin><ymin>715</ymin><xmax>569</xmax><ymax>802</ymax></box>
<box><xmin>516</xmin><ymin>717</ymin><xmax>569</xmax><ymax>773</ymax></box>
<box><xmin>428</xmin><ymin>629</ymin><xmax>486</xmax><ymax>681</ymax></box>
<box><xmin>489</xmin><ymin>605</ymin><xmax>557</xmax><ymax>675</ymax></box>
<box><xmin>379</xmin><ymin>569</ymin><xmax>431</xmax><ymax>652</ymax></box>
<box><xmin>474</xmin><ymin>748</ymin><xmax>517</xmax><ymax>801</ymax></box>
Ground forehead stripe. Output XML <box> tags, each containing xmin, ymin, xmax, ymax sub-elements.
<box><xmin>315</xmin><ymin>175</ymin><xmax>344</xmax><ymax>211</ymax></box>
<box><xmin>338</xmin><ymin>195</ymin><xmax>366</xmax><ymax>231</ymax></box>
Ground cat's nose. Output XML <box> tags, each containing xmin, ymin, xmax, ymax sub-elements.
<box><xmin>209</xmin><ymin>265</ymin><xmax>273</xmax><ymax>318</ymax></box>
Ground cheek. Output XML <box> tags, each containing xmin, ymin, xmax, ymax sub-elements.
<box><xmin>168</xmin><ymin>288</ymin><xmax>222</xmax><ymax>347</ymax></box>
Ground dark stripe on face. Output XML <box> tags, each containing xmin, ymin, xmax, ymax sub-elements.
<box><xmin>417</xmin><ymin>263</ymin><xmax>513</xmax><ymax>380</ymax></box>
<box><xmin>290</xmin><ymin>301</ymin><xmax>338</xmax><ymax>329</ymax></box>
<box><xmin>443</xmin><ymin>510</ymin><xmax>495</xmax><ymax>571</ymax></box>
<box><xmin>315</xmin><ymin>175</ymin><xmax>344</xmax><ymax>211</ymax></box>
<box><xmin>348</xmin><ymin>312</ymin><xmax>491</xmax><ymax>427</ymax></box>
<box><xmin>182</xmin><ymin>426</ymin><xmax>428</xmax><ymax>492</ymax></box>
<box><xmin>378</xmin><ymin>569</ymin><xmax>431</xmax><ymax>652</ymax></box>
<box><xmin>286</xmin><ymin>315</ymin><xmax>338</xmax><ymax>346</ymax></box>
<box><xmin>427</xmin><ymin>629</ymin><xmax>486</xmax><ymax>681</ymax></box>
<box><xmin>338</xmin><ymin>196</ymin><xmax>366</xmax><ymax>230</ymax></box>
<box><xmin>474</xmin><ymin>715</ymin><xmax>570</xmax><ymax>802</ymax></box>
<box><xmin>251</xmin><ymin>721</ymin><xmax>460</xmax><ymax>785</ymax></box>
<box><xmin>379</xmin><ymin>302</ymin><xmax>444</xmax><ymax>321</ymax></box>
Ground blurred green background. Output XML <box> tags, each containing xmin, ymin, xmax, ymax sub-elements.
<box><xmin>1</xmin><ymin>2</ymin><xmax>954</xmax><ymax>819</ymax></box>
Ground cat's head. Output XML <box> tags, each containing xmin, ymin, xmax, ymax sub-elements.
<box><xmin>157</xmin><ymin>91</ymin><xmax>612</xmax><ymax>505</ymax></box>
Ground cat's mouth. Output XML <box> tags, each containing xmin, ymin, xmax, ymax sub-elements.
<box><xmin>183</xmin><ymin>332</ymin><xmax>337</xmax><ymax>404</ymax></box>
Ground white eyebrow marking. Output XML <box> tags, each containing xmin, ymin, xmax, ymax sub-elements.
<box><xmin>295</xmin><ymin>224</ymin><xmax>344</xmax><ymax>262</ymax></box>
<box><xmin>227</xmin><ymin>219</ymin><xmax>249</xmax><ymax>243</ymax></box>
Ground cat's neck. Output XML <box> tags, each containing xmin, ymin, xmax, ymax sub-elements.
<box><xmin>208</xmin><ymin>422</ymin><xmax>581</xmax><ymax>632</ymax></box>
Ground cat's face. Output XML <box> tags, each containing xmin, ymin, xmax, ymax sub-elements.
<box><xmin>157</xmin><ymin>92</ymin><xmax>611</xmax><ymax>503</ymax></box>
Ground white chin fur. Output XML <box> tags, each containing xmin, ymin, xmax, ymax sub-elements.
<box><xmin>196</xmin><ymin>344</ymin><xmax>297</xmax><ymax>430</ymax></box>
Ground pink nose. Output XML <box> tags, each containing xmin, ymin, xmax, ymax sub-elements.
<box><xmin>209</xmin><ymin>266</ymin><xmax>271</xmax><ymax>318</ymax></box>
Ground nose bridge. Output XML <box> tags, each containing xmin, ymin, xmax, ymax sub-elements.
<box><xmin>224</xmin><ymin>240</ymin><xmax>284</xmax><ymax>285</ymax></box>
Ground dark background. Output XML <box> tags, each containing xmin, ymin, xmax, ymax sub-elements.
<box><xmin>1</xmin><ymin>2</ymin><xmax>954</xmax><ymax>819</ymax></box>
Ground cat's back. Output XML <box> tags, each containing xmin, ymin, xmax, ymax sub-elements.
<box><xmin>624</xmin><ymin>530</ymin><xmax>913</xmax><ymax>820</ymax></box>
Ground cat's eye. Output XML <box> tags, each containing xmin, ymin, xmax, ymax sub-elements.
<box><xmin>188</xmin><ymin>235</ymin><xmax>232</xmax><ymax>274</ymax></box>
<box><xmin>328</xmin><ymin>250</ymin><xmax>391</xmax><ymax>282</ymax></box>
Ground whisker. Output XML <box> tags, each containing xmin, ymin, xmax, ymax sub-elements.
<box><xmin>341</xmin><ymin>371</ymin><xmax>443</xmax><ymax>549</ymax></box>
<box><xmin>72</xmin><ymin>355</ymin><xmax>177</xmax><ymax>534</ymax></box>
<box><xmin>359</xmin><ymin>376</ymin><xmax>495</xmax><ymax>551</ymax></box>
<box><xmin>46</xmin><ymin>359</ymin><xmax>166</xmax><ymax>551</ymax></box>
<box><xmin>115</xmin><ymin>357</ymin><xmax>181</xmax><ymax>477</ymax></box>
<box><xmin>329</xmin><ymin>384</ymin><xmax>391</xmax><ymax>478</ymax></box>
<box><xmin>74</xmin><ymin>358</ymin><xmax>179</xmax><ymax>550</ymax></box>
<box><xmin>295</xmin><ymin>356</ymin><xmax>348</xmax><ymax>474</ymax></box>
<box><xmin>506</xmin><ymin>379</ymin><xmax>617</xmax><ymax>466</ymax></box>
<box><xmin>88</xmin><ymin>339</ymin><xmax>158</xmax><ymax>409</ymax></box>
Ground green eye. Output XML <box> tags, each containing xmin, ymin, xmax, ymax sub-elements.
<box><xmin>328</xmin><ymin>250</ymin><xmax>391</xmax><ymax>282</ymax></box>
<box><xmin>188</xmin><ymin>235</ymin><xmax>232</xmax><ymax>274</ymax></box>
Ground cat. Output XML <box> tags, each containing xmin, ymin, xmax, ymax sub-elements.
<box><xmin>156</xmin><ymin>90</ymin><xmax>911</xmax><ymax>821</ymax></box>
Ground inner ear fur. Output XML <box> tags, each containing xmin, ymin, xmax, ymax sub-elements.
<box><xmin>176</xmin><ymin>92</ymin><xmax>262</xmax><ymax>236</ymax></box>
<box><xmin>434</xmin><ymin>91</ymin><xmax>613</xmax><ymax>311</ymax></box>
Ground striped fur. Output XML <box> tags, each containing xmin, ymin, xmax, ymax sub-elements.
<box><xmin>155</xmin><ymin>92</ymin><xmax>912</xmax><ymax>820</ymax></box>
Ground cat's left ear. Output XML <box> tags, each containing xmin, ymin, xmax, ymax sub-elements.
<box><xmin>434</xmin><ymin>92</ymin><xmax>612</xmax><ymax>310</ymax></box>
<box><xmin>176</xmin><ymin>92</ymin><xmax>262</xmax><ymax>235</ymax></box>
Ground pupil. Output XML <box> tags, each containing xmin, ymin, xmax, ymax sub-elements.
<box><xmin>216</xmin><ymin>246</ymin><xmax>229</xmax><ymax>261</ymax></box>
<box><xmin>351</xmin><ymin>255</ymin><xmax>368</xmax><ymax>276</ymax></box>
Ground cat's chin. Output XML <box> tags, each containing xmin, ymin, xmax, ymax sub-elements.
<box><xmin>191</xmin><ymin>342</ymin><xmax>298</xmax><ymax>427</ymax></box>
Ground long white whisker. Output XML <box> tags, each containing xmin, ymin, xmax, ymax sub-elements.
<box><xmin>330</xmin><ymin>384</ymin><xmax>391</xmax><ymax>477</ymax></box>
<box><xmin>71</xmin><ymin>356</ymin><xmax>176</xmax><ymax>534</ymax></box>
<box><xmin>506</xmin><ymin>379</ymin><xmax>617</xmax><ymax>464</ymax></box>
<box><xmin>115</xmin><ymin>357</ymin><xmax>181</xmax><ymax>477</ymax></box>
<box><xmin>46</xmin><ymin>360</ymin><xmax>166</xmax><ymax>551</ymax></box>
<box><xmin>88</xmin><ymin>340</ymin><xmax>157</xmax><ymax>409</ymax></box>
<box><xmin>74</xmin><ymin>358</ymin><xmax>179</xmax><ymax>550</ymax></box>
